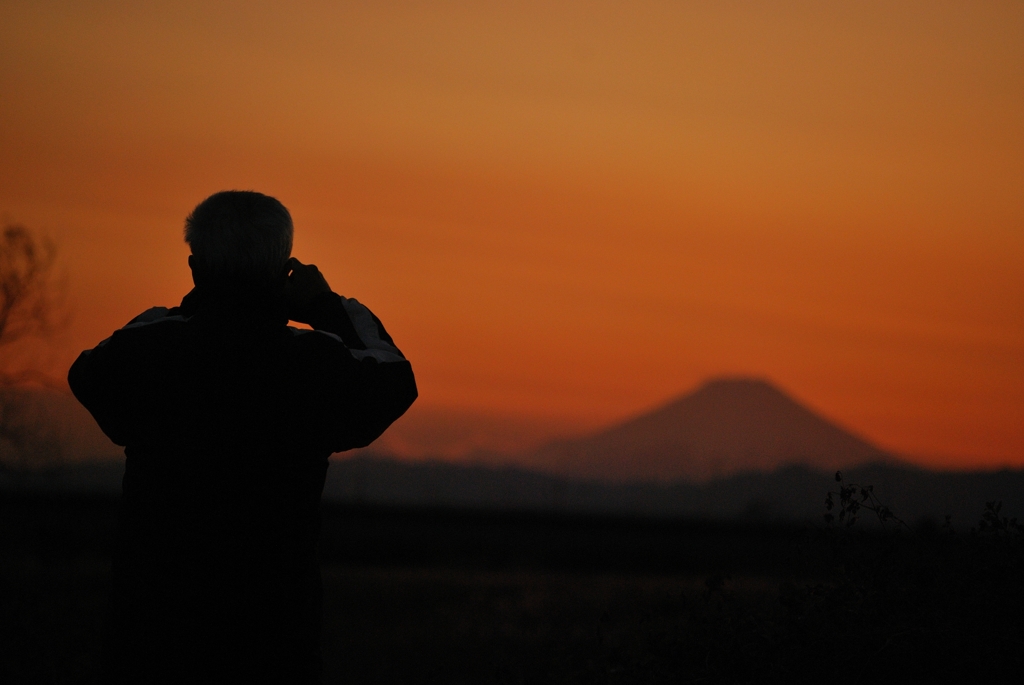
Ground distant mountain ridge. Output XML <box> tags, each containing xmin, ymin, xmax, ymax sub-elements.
<box><xmin>322</xmin><ymin>457</ymin><xmax>1024</xmax><ymax>527</ymax></box>
<box><xmin>9</xmin><ymin>455</ymin><xmax>1024</xmax><ymax>528</ymax></box>
<box><xmin>0</xmin><ymin>386</ymin><xmax>122</xmax><ymax>468</ymax></box>
<box><xmin>530</xmin><ymin>378</ymin><xmax>895</xmax><ymax>482</ymax></box>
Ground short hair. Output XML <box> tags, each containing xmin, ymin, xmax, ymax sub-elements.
<box><xmin>184</xmin><ymin>191</ymin><xmax>293</xmax><ymax>283</ymax></box>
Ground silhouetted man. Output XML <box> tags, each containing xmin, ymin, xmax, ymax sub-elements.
<box><xmin>69</xmin><ymin>191</ymin><xmax>417</xmax><ymax>684</ymax></box>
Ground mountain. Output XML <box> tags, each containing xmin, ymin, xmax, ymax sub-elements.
<box><xmin>529</xmin><ymin>377</ymin><xmax>895</xmax><ymax>482</ymax></box>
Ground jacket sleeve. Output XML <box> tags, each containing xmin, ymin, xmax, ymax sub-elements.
<box><xmin>300</xmin><ymin>293</ymin><xmax>417</xmax><ymax>452</ymax></box>
<box><xmin>67</xmin><ymin>307</ymin><xmax>185</xmax><ymax>447</ymax></box>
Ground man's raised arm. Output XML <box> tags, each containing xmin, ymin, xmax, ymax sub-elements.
<box><xmin>285</xmin><ymin>259</ymin><xmax>417</xmax><ymax>451</ymax></box>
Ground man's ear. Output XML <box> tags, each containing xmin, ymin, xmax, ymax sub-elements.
<box><xmin>188</xmin><ymin>255</ymin><xmax>201</xmax><ymax>287</ymax></box>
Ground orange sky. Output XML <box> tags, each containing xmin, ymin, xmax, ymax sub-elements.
<box><xmin>1</xmin><ymin>1</ymin><xmax>1022</xmax><ymax>468</ymax></box>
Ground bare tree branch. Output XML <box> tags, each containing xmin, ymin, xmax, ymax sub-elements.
<box><xmin>0</xmin><ymin>222</ymin><xmax>68</xmax><ymax>474</ymax></box>
<box><xmin>0</xmin><ymin>223</ymin><xmax>63</xmax><ymax>348</ymax></box>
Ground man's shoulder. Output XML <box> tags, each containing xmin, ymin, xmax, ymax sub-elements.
<box><xmin>122</xmin><ymin>306</ymin><xmax>190</xmax><ymax>330</ymax></box>
<box><xmin>102</xmin><ymin>307</ymin><xmax>192</xmax><ymax>351</ymax></box>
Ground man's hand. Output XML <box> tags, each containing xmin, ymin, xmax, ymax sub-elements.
<box><xmin>283</xmin><ymin>258</ymin><xmax>332</xmax><ymax>323</ymax></box>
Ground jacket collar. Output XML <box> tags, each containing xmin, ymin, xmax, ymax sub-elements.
<box><xmin>178</xmin><ymin>286</ymin><xmax>288</xmax><ymax>330</ymax></box>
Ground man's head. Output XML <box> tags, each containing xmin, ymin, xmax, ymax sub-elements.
<box><xmin>184</xmin><ymin>191</ymin><xmax>293</xmax><ymax>290</ymax></box>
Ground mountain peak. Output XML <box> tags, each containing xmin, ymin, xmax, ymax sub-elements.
<box><xmin>533</xmin><ymin>378</ymin><xmax>893</xmax><ymax>483</ymax></box>
<box><xmin>698</xmin><ymin>376</ymin><xmax>777</xmax><ymax>389</ymax></box>
<box><xmin>681</xmin><ymin>376</ymin><xmax>797</xmax><ymax>406</ymax></box>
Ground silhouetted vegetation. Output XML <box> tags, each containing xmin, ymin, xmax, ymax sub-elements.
<box><xmin>679</xmin><ymin>474</ymin><xmax>1024</xmax><ymax>682</ymax></box>
<box><xmin>2</xmin><ymin>474</ymin><xmax>1022</xmax><ymax>683</ymax></box>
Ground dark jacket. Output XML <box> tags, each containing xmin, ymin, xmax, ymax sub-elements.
<box><xmin>69</xmin><ymin>287</ymin><xmax>416</xmax><ymax>684</ymax></box>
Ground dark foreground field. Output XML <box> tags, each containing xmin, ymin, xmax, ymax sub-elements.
<box><xmin>2</xmin><ymin>491</ymin><xmax>1023</xmax><ymax>683</ymax></box>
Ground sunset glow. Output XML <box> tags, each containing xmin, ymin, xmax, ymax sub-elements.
<box><xmin>2</xmin><ymin>1</ymin><xmax>1021</xmax><ymax>467</ymax></box>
